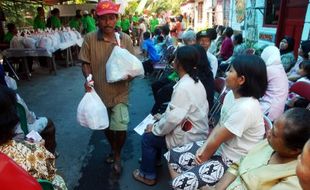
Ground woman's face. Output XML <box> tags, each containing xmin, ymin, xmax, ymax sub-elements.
<box><xmin>225</xmin><ymin>66</ymin><xmax>244</xmax><ymax>90</ymax></box>
<box><xmin>279</xmin><ymin>39</ymin><xmax>288</xmax><ymax>50</ymax></box>
<box><xmin>198</xmin><ymin>37</ymin><xmax>211</xmax><ymax>50</ymax></box>
<box><xmin>267</xmin><ymin>116</ymin><xmax>294</xmax><ymax>157</ymax></box>
<box><xmin>296</xmin><ymin>140</ymin><xmax>310</xmax><ymax>190</ymax></box>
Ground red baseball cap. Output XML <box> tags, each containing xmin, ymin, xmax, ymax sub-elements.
<box><xmin>96</xmin><ymin>0</ymin><xmax>120</xmax><ymax>16</ymax></box>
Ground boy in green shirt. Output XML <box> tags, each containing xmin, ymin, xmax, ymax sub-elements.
<box><xmin>82</xmin><ymin>10</ymin><xmax>96</xmax><ymax>33</ymax></box>
<box><xmin>149</xmin><ymin>15</ymin><xmax>159</xmax><ymax>34</ymax></box>
<box><xmin>50</xmin><ymin>8</ymin><xmax>61</xmax><ymax>29</ymax></box>
<box><xmin>4</xmin><ymin>23</ymin><xmax>17</xmax><ymax>43</ymax></box>
<box><xmin>121</xmin><ymin>15</ymin><xmax>130</xmax><ymax>34</ymax></box>
<box><xmin>69</xmin><ymin>9</ymin><xmax>82</xmax><ymax>31</ymax></box>
<box><xmin>33</xmin><ymin>7</ymin><xmax>46</xmax><ymax>30</ymax></box>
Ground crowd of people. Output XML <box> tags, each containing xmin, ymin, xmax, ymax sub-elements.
<box><xmin>1</xmin><ymin>0</ymin><xmax>310</xmax><ymax>189</ymax></box>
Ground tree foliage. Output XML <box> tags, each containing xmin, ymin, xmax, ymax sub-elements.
<box><xmin>126</xmin><ymin>0</ymin><xmax>186</xmax><ymax>16</ymax></box>
<box><xmin>0</xmin><ymin>0</ymin><xmax>86</xmax><ymax>28</ymax></box>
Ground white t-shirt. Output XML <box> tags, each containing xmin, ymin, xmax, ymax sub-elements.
<box><xmin>219</xmin><ymin>91</ymin><xmax>265</xmax><ymax>162</ymax></box>
<box><xmin>207</xmin><ymin>51</ymin><xmax>218</xmax><ymax>78</ymax></box>
<box><xmin>208</xmin><ymin>41</ymin><xmax>217</xmax><ymax>55</ymax></box>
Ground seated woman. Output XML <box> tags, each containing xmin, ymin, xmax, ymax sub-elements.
<box><xmin>296</xmin><ymin>138</ymin><xmax>310</xmax><ymax>190</ymax></box>
<box><xmin>287</xmin><ymin>60</ymin><xmax>310</xmax><ymax>108</ymax></box>
<box><xmin>279</xmin><ymin>36</ymin><xmax>295</xmax><ymax>72</ymax></box>
<box><xmin>219</xmin><ymin>33</ymin><xmax>247</xmax><ymax>72</ymax></box>
<box><xmin>208</xmin><ymin>108</ymin><xmax>310</xmax><ymax>190</ymax></box>
<box><xmin>260</xmin><ymin>46</ymin><xmax>289</xmax><ymax>121</ymax></box>
<box><xmin>166</xmin><ymin>55</ymin><xmax>268</xmax><ymax>189</ymax></box>
<box><xmin>133</xmin><ymin>46</ymin><xmax>210</xmax><ymax>186</ymax></box>
<box><xmin>287</xmin><ymin>40</ymin><xmax>310</xmax><ymax>82</ymax></box>
<box><xmin>3</xmin><ymin>77</ymin><xmax>56</xmax><ymax>154</ymax></box>
<box><xmin>0</xmin><ymin>85</ymin><xmax>66</xmax><ymax>190</ymax></box>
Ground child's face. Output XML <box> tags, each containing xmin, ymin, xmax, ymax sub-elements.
<box><xmin>296</xmin><ymin>140</ymin><xmax>310</xmax><ymax>190</ymax></box>
<box><xmin>225</xmin><ymin>66</ymin><xmax>244</xmax><ymax>91</ymax></box>
<box><xmin>298</xmin><ymin>65</ymin><xmax>306</xmax><ymax>76</ymax></box>
<box><xmin>298</xmin><ymin>45</ymin><xmax>304</xmax><ymax>57</ymax></box>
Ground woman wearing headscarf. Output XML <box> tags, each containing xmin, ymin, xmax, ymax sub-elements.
<box><xmin>260</xmin><ymin>46</ymin><xmax>289</xmax><ymax>121</ymax></box>
<box><xmin>279</xmin><ymin>36</ymin><xmax>295</xmax><ymax>72</ymax></box>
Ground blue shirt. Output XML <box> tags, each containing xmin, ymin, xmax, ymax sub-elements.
<box><xmin>142</xmin><ymin>39</ymin><xmax>161</xmax><ymax>62</ymax></box>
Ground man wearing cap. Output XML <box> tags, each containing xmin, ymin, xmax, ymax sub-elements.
<box><xmin>79</xmin><ymin>0</ymin><xmax>134</xmax><ymax>174</ymax></box>
<box><xmin>196</xmin><ymin>29</ymin><xmax>218</xmax><ymax>78</ymax></box>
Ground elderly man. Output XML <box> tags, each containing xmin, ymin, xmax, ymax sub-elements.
<box><xmin>79</xmin><ymin>0</ymin><xmax>134</xmax><ymax>174</ymax></box>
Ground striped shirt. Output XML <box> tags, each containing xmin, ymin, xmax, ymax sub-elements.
<box><xmin>79</xmin><ymin>30</ymin><xmax>134</xmax><ymax>107</ymax></box>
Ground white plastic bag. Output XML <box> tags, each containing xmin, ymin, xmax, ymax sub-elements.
<box><xmin>77</xmin><ymin>88</ymin><xmax>109</xmax><ymax>130</ymax></box>
<box><xmin>5</xmin><ymin>74</ymin><xmax>17</xmax><ymax>90</ymax></box>
<box><xmin>106</xmin><ymin>46</ymin><xmax>144</xmax><ymax>83</ymax></box>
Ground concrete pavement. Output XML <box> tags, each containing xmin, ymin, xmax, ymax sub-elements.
<box><xmin>17</xmin><ymin>62</ymin><xmax>170</xmax><ymax>189</ymax></box>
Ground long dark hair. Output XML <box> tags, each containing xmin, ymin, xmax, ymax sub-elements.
<box><xmin>0</xmin><ymin>85</ymin><xmax>19</xmax><ymax>145</ymax></box>
<box><xmin>175</xmin><ymin>46</ymin><xmax>199</xmax><ymax>83</ymax></box>
<box><xmin>231</xmin><ymin>55</ymin><xmax>268</xmax><ymax>99</ymax></box>
<box><xmin>280</xmin><ymin>36</ymin><xmax>294</xmax><ymax>55</ymax></box>
<box><xmin>191</xmin><ymin>44</ymin><xmax>215</xmax><ymax>108</ymax></box>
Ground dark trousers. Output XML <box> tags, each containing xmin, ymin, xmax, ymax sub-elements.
<box><xmin>140</xmin><ymin>132</ymin><xmax>166</xmax><ymax>180</ymax></box>
<box><xmin>151</xmin><ymin>78</ymin><xmax>175</xmax><ymax>115</ymax></box>
<box><xmin>142</xmin><ymin>59</ymin><xmax>154</xmax><ymax>75</ymax></box>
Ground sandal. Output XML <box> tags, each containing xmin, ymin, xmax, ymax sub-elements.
<box><xmin>113</xmin><ymin>160</ymin><xmax>122</xmax><ymax>175</ymax></box>
<box><xmin>132</xmin><ymin>169</ymin><xmax>156</xmax><ymax>186</ymax></box>
<box><xmin>105</xmin><ymin>153</ymin><xmax>114</xmax><ymax>164</ymax></box>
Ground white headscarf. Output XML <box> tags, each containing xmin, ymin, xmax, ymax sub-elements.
<box><xmin>261</xmin><ymin>46</ymin><xmax>282</xmax><ymax>66</ymax></box>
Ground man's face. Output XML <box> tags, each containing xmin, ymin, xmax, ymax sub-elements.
<box><xmin>198</xmin><ymin>37</ymin><xmax>211</xmax><ymax>50</ymax></box>
<box><xmin>97</xmin><ymin>14</ymin><xmax>117</xmax><ymax>33</ymax></box>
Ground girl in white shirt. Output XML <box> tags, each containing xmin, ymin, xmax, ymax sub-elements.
<box><xmin>167</xmin><ymin>55</ymin><xmax>268</xmax><ymax>189</ymax></box>
<box><xmin>133</xmin><ymin>45</ymin><xmax>209</xmax><ymax>186</ymax></box>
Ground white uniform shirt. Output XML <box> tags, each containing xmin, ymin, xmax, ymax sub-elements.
<box><xmin>152</xmin><ymin>74</ymin><xmax>209</xmax><ymax>149</ymax></box>
<box><xmin>207</xmin><ymin>51</ymin><xmax>218</xmax><ymax>78</ymax></box>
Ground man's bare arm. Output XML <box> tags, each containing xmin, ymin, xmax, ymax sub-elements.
<box><xmin>82</xmin><ymin>61</ymin><xmax>92</xmax><ymax>78</ymax></box>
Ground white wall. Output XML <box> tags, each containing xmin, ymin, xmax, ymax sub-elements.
<box><xmin>194</xmin><ymin>0</ymin><xmax>212</xmax><ymax>31</ymax></box>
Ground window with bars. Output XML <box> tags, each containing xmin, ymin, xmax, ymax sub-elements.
<box><xmin>264</xmin><ymin>0</ymin><xmax>280</xmax><ymax>26</ymax></box>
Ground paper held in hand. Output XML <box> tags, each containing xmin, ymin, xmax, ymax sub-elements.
<box><xmin>26</xmin><ymin>130</ymin><xmax>42</xmax><ymax>142</ymax></box>
<box><xmin>134</xmin><ymin>114</ymin><xmax>157</xmax><ymax>135</ymax></box>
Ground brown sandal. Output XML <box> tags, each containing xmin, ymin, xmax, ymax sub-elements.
<box><xmin>132</xmin><ymin>169</ymin><xmax>156</xmax><ymax>186</ymax></box>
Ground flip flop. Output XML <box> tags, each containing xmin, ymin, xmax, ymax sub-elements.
<box><xmin>132</xmin><ymin>169</ymin><xmax>156</xmax><ymax>186</ymax></box>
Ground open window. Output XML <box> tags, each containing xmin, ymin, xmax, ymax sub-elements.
<box><xmin>264</xmin><ymin>0</ymin><xmax>281</xmax><ymax>27</ymax></box>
